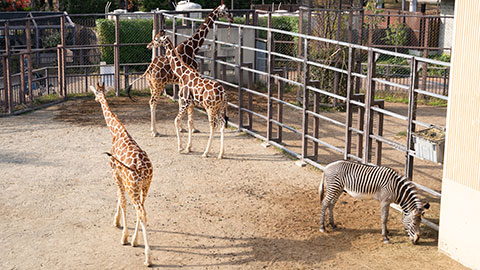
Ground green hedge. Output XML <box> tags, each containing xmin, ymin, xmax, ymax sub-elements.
<box><xmin>96</xmin><ymin>19</ymin><xmax>153</xmax><ymax>65</ymax></box>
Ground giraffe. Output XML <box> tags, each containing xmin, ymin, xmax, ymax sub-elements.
<box><xmin>154</xmin><ymin>34</ymin><xmax>228</xmax><ymax>159</ymax></box>
<box><xmin>126</xmin><ymin>4</ymin><xmax>234</xmax><ymax>137</ymax></box>
<box><xmin>90</xmin><ymin>82</ymin><xmax>153</xmax><ymax>266</ymax></box>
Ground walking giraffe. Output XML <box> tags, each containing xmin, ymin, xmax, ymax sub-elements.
<box><xmin>153</xmin><ymin>34</ymin><xmax>228</xmax><ymax>158</ymax></box>
<box><xmin>90</xmin><ymin>82</ymin><xmax>153</xmax><ymax>266</ymax></box>
<box><xmin>127</xmin><ymin>4</ymin><xmax>233</xmax><ymax>137</ymax></box>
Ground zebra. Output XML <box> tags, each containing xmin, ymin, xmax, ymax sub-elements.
<box><xmin>318</xmin><ymin>160</ymin><xmax>430</xmax><ymax>244</ymax></box>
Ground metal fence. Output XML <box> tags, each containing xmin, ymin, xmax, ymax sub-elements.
<box><xmin>0</xmin><ymin>10</ymin><xmax>450</xmax><ymax>230</ymax></box>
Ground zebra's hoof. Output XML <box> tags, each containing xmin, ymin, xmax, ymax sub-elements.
<box><xmin>383</xmin><ymin>239</ymin><xmax>390</xmax><ymax>244</ymax></box>
<box><xmin>319</xmin><ymin>227</ymin><xmax>325</xmax><ymax>233</ymax></box>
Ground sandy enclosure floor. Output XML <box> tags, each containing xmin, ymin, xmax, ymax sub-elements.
<box><xmin>0</xmin><ymin>96</ymin><xmax>464</xmax><ymax>269</ymax></box>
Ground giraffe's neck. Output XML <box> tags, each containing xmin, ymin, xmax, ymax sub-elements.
<box><xmin>98</xmin><ymin>95</ymin><xmax>127</xmax><ymax>138</ymax></box>
<box><xmin>179</xmin><ymin>7</ymin><xmax>220</xmax><ymax>55</ymax></box>
<box><xmin>166</xmin><ymin>42</ymin><xmax>197</xmax><ymax>84</ymax></box>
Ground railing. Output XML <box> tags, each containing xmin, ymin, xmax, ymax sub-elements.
<box><xmin>0</xmin><ymin>10</ymin><xmax>450</xmax><ymax>231</ymax></box>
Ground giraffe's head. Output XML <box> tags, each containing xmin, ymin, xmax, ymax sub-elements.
<box><xmin>216</xmin><ymin>4</ymin><xmax>234</xmax><ymax>23</ymax></box>
<box><xmin>89</xmin><ymin>82</ymin><xmax>106</xmax><ymax>102</ymax></box>
<box><xmin>147</xmin><ymin>30</ymin><xmax>172</xmax><ymax>49</ymax></box>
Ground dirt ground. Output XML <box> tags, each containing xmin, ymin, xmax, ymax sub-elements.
<box><xmin>0</xmin><ymin>96</ymin><xmax>465</xmax><ymax>269</ymax></box>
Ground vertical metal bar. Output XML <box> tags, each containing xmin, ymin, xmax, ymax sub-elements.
<box><xmin>57</xmin><ymin>46</ymin><xmax>63</xmax><ymax>98</ymax></box>
<box><xmin>212</xmin><ymin>22</ymin><xmax>218</xmax><ymax>81</ymax></box>
<box><xmin>363</xmin><ymin>49</ymin><xmax>376</xmax><ymax>164</ymax></box>
<box><xmin>237</xmin><ymin>26</ymin><xmax>244</xmax><ymax>129</ymax></box>
<box><xmin>357</xmin><ymin>102</ymin><xmax>364</xmax><ymax>158</ymax></box>
<box><xmin>376</xmin><ymin>100</ymin><xmax>384</xmax><ymax>165</ymax></box>
<box><xmin>159</xmin><ymin>13</ymin><xmax>165</xmax><ymax>56</ymax></box>
<box><xmin>124</xmin><ymin>66</ymin><xmax>129</xmax><ymax>91</ymax></box>
<box><xmin>266</xmin><ymin>12</ymin><xmax>274</xmax><ymax>142</ymax></box>
<box><xmin>114</xmin><ymin>14</ymin><xmax>120</xmax><ymax>96</ymax></box>
<box><xmin>60</xmin><ymin>15</ymin><xmax>66</xmax><ymax>97</ymax></box>
<box><xmin>301</xmin><ymin>38</ymin><xmax>310</xmax><ymax>159</ymax></box>
<box><xmin>153</xmin><ymin>12</ymin><xmax>159</xmax><ymax>58</ymax></box>
<box><xmin>252</xmin><ymin>11</ymin><xmax>258</xmax><ymax>81</ymax></box>
<box><xmin>85</xmin><ymin>68</ymin><xmax>88</xmax><ymax>93</ymax></box>
<box><xmin>26</xmin><ymin>19</ymin><xmax>33</xmax><ymax>105</ymax></box>
<box><xmin>277</xmin><ymin>68</ymin><xmax>285</xmax><ymax>143</ymax></box>
<box><xmin>4</xmin><ymin>22</ymin><xmax>12</xmax><ymax>114</ymax></box>
<box><xmin>405</xmin><ymin>58</ymin><xmax>418</xmax><ymax>180</ymax></box>
<box><xmin>247</xmin><ymin>63</ymin><xmax>253</xmax><ymax>130</ymax></box>
<box><xmin>333</xmin><ymin>6</ymin><xmax>342</xmax><ymax>107</ymax></box>
<box><xmin>344</xmin><ymin>47</ymin><xmax>354</xmax><ymax>160</ymax></box>
<box><xmin>45</xmin><ymin>68</ymin><xmax>49</xmax><ymax>95</ymax></box>
<box><xmin>20</xmin><ymin>54</ymin><xmax>26</xmax><ymax>104</ymax></box>
<box><xmin>312</xmin><ymin>83</ymin><xmax>319</xmax><ymax>160</ymax></box>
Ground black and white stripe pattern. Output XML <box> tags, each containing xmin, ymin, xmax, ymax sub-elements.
<box><xmin>319</xmin><ymin>160</ymin><xmax>429</xmax><ymax>244</ymax></box>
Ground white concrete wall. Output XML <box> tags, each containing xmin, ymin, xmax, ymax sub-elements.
<box><xmin>439</xmin><ymin>0</ymin><xmax>455</xmax><ymax>53</ymax></box>
<box><xmin>438</xmin><ymin>0</ymin><xmax>480</xmax><ymax>268</ymax></box>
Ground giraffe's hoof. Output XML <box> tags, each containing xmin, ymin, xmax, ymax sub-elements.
<box><xmin>121</xmin><ymin>238</ymin><xmax>128</xmax><ymax>245</ymax></box>
<box><xmin>113</xmin><ymin>222</ymin><xmax>120</xmax><ymax>228</ymax></box>
<box><xmin>193</xmin><ymin>128</ymin><xmax>201</xmax><ymax>133</ymax></box>
<box><xmin>131</xmin><ymin>240</ymin><xmax>138</xmax><ymax>247</ymax></box>
<box><xmin>144</xmin><ymin>260</ymin><xmax>151</xmax><ymax>267</ymax></box>
<box><xmin>180</xmin><ymin>128</ymin><xmax>188</xmax><ymax>133</ymax></box>
<box><xmin>217</xmin><ymin>154</ymin><xmax>223</xmax><ymax>159</ymax></box>
<box><xmin>182</xmin><ymin>148</ymin><xmax>191</xmax><ymax>154</ymax></box>
<box><xmin>151</xmin><ymin>132</ymin><xmax>161</xmax><ymax>137</ymax></box>
<box><xmin>202</xmin><ymin>153</ymin><xmax>208</xmax><ymax>158</ymax></box>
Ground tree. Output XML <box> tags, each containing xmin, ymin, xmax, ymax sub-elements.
<box><xmin>0</xmin><ymin>0</ymin><xmax>31</xmax><ymax>11</ymax></box>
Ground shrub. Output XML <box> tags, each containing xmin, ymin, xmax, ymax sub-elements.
<box><xmin>96</xmin><ymin>18</ymin><xmax>153</xmax><ymax>66</ymax></box>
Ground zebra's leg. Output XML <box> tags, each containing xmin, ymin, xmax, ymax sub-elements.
<box><xmin>327</xmin><ymin>190</ymin><xmax>343</xmax><ymax>230</ymax></box>
<box><xmin>319</xmin><ymin>198</ymin><xmax>329</xmax><ymax>233</ymax></box>
<box><xmin>380</xmin><ymin>200</ymin><xmax>391</xmax><ymax>243</ymax></box>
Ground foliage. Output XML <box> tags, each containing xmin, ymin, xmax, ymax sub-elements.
<box><xmin>138</xmin><ymin>0</ymin><xmax>170</xmax><ymax>11</ymax></box>
<box><xmin>96</xmin><ymin>19</ymin><xmax>153</xmax><ymax>66</ymax></box>
<box><xmin>0</xmin><ymin>0</ymin><xmax>31</xmax><ymax>11</ymax></box>
<box><xmin>65</xmin><ymin>0</ymin><xmax>114</xmax><ymax>14</ymax></box>
<box><xmin>364</xmin><ymin>0</ymin><xmax>385</xmax><ymax>29</ymax></box>
<box><xmin>382</xmin><ymin>22</ymin><xmax>408</xmax><ymax>52</ymax></box>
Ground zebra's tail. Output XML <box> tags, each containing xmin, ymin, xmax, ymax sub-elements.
<box><xmin>319</xmin><ymin>173</ymin><xmax>326</xmax><ymax>203</ymax></box>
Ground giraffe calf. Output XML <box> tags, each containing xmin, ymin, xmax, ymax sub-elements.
<box><xmin>90</xmin><ymin>82</ymin><xmax>153</xmax><ymax>266</ymax></box>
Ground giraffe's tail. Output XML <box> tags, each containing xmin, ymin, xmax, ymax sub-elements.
<box><xmin>125</xmin><ymin>70</ymin><xmax>148</xmax><ymax>102</ymax></box>
<box><xmin>103</xmin><ymin>152</ymin><xmax>135</xmax><ymax>171</ymax></box>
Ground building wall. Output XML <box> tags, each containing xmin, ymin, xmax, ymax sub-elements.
<box><xmin>439</xmin><ymin>0</ymin><xmax>455</xmax><ymax>53</ymax></box>
<box><xmin>438</xmin><ymin>0</ymin><xmax>480</xmax><ymax>268</ymax></box>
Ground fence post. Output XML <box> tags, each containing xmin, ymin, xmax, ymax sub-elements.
<box><xmin>246</xmin><ymin>63</ymin><xmax>253</xmax><ymax>130</ymax></box>
<box><xmin>114</xmin><ymin>14</ymin><xmax>120</xmax><ymax>96</ymax></box>
<box><xmin>212</xmin><ymin>22</ymin><xmax>218</xmax><ymax>80</ymax></box>
<box><xmin>57</xmin><ymin>45</ymin><xmax>63</xmax><ymax>98</ymax></box>
<box><xmin>344</xmin><ymin>47</ymin><xmax>355</xmax><ymax>160</ymax></box>
<box><xmin>375</xmin><ymin>100</ymin><xmax>384</xmax><ymax>165</ymax></box>
<box><xmin>153</xmin><ymin>12</ymin><xmax>159</xmax><ymax>58</ymax></box>
<box><xmin>173</xmin><ymin>15</ymin><xmax>179</xmax><ymax>99</ymax></box>
<box><xmin>276</xmin><ymin>67</ymin><xmax>285</xmax><ymax>143</ymax></box>
<box><xmin>237</xmin><ymin>26</ymin><xmax>244</xmax><ymax>130</ymax></box>
<box><xmin>84</xmin><ymin>68</ymin><xmax>88</xmax><ymax>93</ymax></box>
<box><xmin>442</xmin><ymin>68</ymin><xmax>448</xmax><ymax>96</ymax></box>
<box><xmin>301</xmin><ymin>38</ymin><xmax>310</xmax><ymax>159</ymax></box>
<box><xmin>363</xmin><ymin>49</ymin><xmax>376</xmax><ymax>164</ymax></box>
<box><xmin>405</xmin><ymin>58</ymin><xmax>418</xmax><ymax>180</ymax></box>
<box><xmin>60</xmin><ymin>15</ymin><xmax>66</xmax><ymax>97</ymax></box>
<box><xmin>124</xmin><ymin>66</ymin><xmax>129</xmax><ymax>91</ymax></box>
<box><xmin>266</xmin><ymin>12</ymin><xmax>274</xmax><ymax>142</ymax></box>
<box><xmin>26</xmin><ymin>19</ymin><xmax>33</xmax><ymax>105</ymax></box>
<box><xmin>4</xmin><ymin>22</ymin><xmax>12</xmax><ymax>114</ymax></box>
<box><xmin>159</xmin><ymin>13</ymin><xmax>165</xmax><ymax>56</ymax></box>
<box><xmin>45</xmin><ymin>68</ymin><xmax>50</xmax><ymax>95</ymax></box>
<box><xmin>20</xmin><ymin>54</ymin><xmax>26</xmax><ymax>104</ymax></box>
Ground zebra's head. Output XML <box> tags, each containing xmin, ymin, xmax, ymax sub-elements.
<box><xmin>401</xmin><ymin>202</ymin><xmax>430</xmax><ymax>244</ymax></box>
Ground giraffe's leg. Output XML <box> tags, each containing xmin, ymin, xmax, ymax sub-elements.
<box><xmin>202</xmin><ymin>111</ymin><xmax>216</xmax><ymax>158</ymax></box>
<box><xmin>113</xmin><ymin>196</ymin><xmax>121</xmax><ymax>227</ymax></box>
<box><xmin>184</xmin><ymin>104</ymin><xmax>195</xmax><ymax>153</ymax></box>
<box><xmin>119</xmin><ymin>195</ymin><xmax>128</xmax><ymax>245</ymax></box>
<box><xmin>139</xmin><ymin>205</ymin><xmax>151</xmax><ymax>266</ymax></box>
<box><xmin>175</xmin><ymin>102</ymin><xmax>188</xmax><ymax>152</ymax></box>
<box><xmin>217</xmin><ymin>115</ymin><xmax>225</xmax><ymax>159</ymax></box>
<box><xmin>149</xmin><ymin>83</ymin><xmax>163</xmax><ymax>137</ymax></box>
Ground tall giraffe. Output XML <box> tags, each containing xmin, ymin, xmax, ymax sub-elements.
<box><xmin>154</xmin><ymin>34</ymin><xmax>228</xmax><ymax>159</ymax></box>
<box><xmin>90</xmin><ymin>82</ymin><xmax>153</xmax><ymax>266</ymax></box>
<box><xmin>127</xmin><ymin>4</ymin><xmax>233</xmax><ymax>137</ymax></box>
